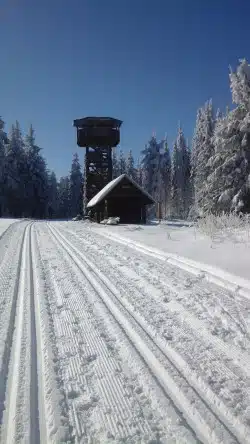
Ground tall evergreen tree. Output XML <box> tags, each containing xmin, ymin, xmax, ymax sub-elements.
<box><xmin>136</xmin><ymin>157</ymin><xmax>144</xmax><ymax>186</ymax></box>
<box><xmin>119</xmin><ymin>149</ymin><xmax>126</xmax><ymax>175</ymax></box>
<box><xmin>126</xmin><ymin>150</ymin><xmax>136</xmax><ymax>180</ymax></box>
<box><xmin>141</xmin><ymin>136</ymin><xmax>161</xmax><ymax>199</ymax></box>
<box><xmin>58</xmin><ymin>176</ymin><xmax>70</xmax><ymax>219</ymax></box>
<box><xmin>183</xmin><ymin>140</ymin><xmax>192</xmax><ymax>218</ymax></box>
<box><xmin>69</xmin><ymin>153</ymin><xmax>83</xmax><ymax>217</ymax></box>
<box><xmin>171</xmin><ymin>126</ymin><xmax>190</xmax><ymax>218</ymax></box>
<box><xmin>5</xmin><ymin>121</ymin><xmax>26</xmax><ymax>216</ymax></box>
<box><xmin>191</xmin><ymin>101</ymin><xmax>215</xmax><ymax>215</ymax></box>
<box><xmin>191</xmin><ymin>107</ymin><xmax>203</xmax><ymax>212</ymax></box>
<box><xmin>206</xmin><ymin>60</ymin><xmax>250</xmax><ymax>213</ymax></box>
<box><xmin>47</xmin><ymin>171</ymin><xmax>58</xmax><ymax>218</ymax></box>
<box><xmin>24</xmin><ymin>125</ymin><xmax>49</xmax><ymax>218</ymax></box>
<box><xmin>0</xmin><ymin>118</ymin><xmax>8</xmax><ymax>216</ymax></box>
<box><xmin>160</xmin><ymin>138</ymin><xmax>172</xmax><ymax>218</ymax></box>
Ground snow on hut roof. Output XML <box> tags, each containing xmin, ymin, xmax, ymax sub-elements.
<box><xmin>87</xmin><ymin>174</ymin><xmax>155</xmax><ymax>208</ymax></box>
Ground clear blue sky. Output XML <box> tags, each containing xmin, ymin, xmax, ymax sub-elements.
<box><xmin>1</xmin><ymin>0</ymin><xmax>250</xmax><ymax>178</ymax></box>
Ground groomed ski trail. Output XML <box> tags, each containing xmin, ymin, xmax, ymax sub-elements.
<box><xmin>37</xmin><ymin>223</ymin><xmax>197</xmax><ymax>443</ymax></box>
<box><xmin>0</xmin><ymin>222</ymin><xmax>71</xmax><ymax>444</ymax></box>
<box><xmin>46</xmin><ymin>222</ymin><xmax>250</xmax><ymax>444</ymax></box>
<box><xmin>1</xmin><ymin>219</ymin><xmax>250</xmax><ymax>443</ymax></box>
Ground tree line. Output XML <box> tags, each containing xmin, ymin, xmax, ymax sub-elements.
<box><xmin>1</xmin><ymin>59</ymin><xmax>250</xmax><ymax>220</ymax></box>
<box><xmin>125</xmin><ymin>59</ymin><xmax>250</xmax><ymax>219</ymax></box>
<box><xmin>0</xmin><ymin>122</ymin><xmax>83</xmax><ymax>219</ymax></box>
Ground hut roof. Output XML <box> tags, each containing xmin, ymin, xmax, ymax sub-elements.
<box><xmin>87</xmin><ymin>174</ymin><xmax>155</xmax><ymax>209</ymax></box>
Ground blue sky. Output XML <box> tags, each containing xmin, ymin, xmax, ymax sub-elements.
<box><xmin>1</xmin><ymin>0</ymin><xmax>250</xmax><ymax>177</ymax></box>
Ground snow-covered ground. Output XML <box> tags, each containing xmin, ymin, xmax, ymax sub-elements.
<box><xmin>90</xmin><ymin>219</ymin><xmax>250</xmax><ymax>280</ymax></box>
<box><xmin>0</xmin><ymin>218</ymin><xmax>21</xmax><ymax>237</ymax></box>
<box><xmin>0</xmin><ymin>219</ymin><xmax>250</xmax><ymax>443</ymax></box>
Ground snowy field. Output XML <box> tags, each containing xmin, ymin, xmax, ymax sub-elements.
<box><xmin>0</xmin><ymin>219</ymin><xmax>250</xmax><ymax>443</ymax></box>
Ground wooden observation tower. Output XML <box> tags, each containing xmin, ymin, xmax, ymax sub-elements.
<box><xmin>73</xmin><ymin>116</ymin><xmax>122</xmax><ymax>215</ymax></box>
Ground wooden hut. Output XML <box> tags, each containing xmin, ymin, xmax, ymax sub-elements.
<box><xmin>87</xmin><ymin>174</ymin><xmax>155</xmax><ymax>224</ymax></box>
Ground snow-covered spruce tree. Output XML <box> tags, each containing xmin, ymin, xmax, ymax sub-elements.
<box><xmin>136</xmin><ymin>157</ymin><xmax>144</xmax><ymax>186</ymax></box>
<box><xmin>141</xmin><ymin>136</ymin><xmax>161</xmax><ymax>198</ymax></box>
<box><xmin>191</xmin><ymin>100</ymin><xmax>215</xmax><ymax>215</ymax></box>
<box><xmin>112</xmin><ymin>148</ymin><xmax>119</xmax><ymax>178</ymax></box>
<box><xmin>69</xmin><ymin>153</ymin><xmax>83</xmax><ymax>217</ymax></box>
<box><xmin>205</xmin><ymin>59</ymin><xmax>250</xmax><ymax>214</ymax></box>
<box><xmin>119</xmin><ymin>149</ymin><xmax>127</xmax><ymax>175</ymax></box>
<box><xmin>24</xmin><ymin>125</ymin><xmax>49</xmax><ymax>218</ymax></box>
<box><xmin>183</xmin><ymin>139</ymin><xmax>192</xmax><ymax>218</ymax></box>
<box><xmin>171</xmin><ymin>126</ymin><xmax>191</xmax><ymax>218</ymax></box>
<box><xmin>160</xmin><ymin>138</ymin><xmax>171</xmax><ymax>218</ymax></box>
<box><xmin>5</xmin><ymin>121</ymin><xmax>26</xmax><ymax>217</ymax></box>
<box><xmin>126</xmin><ymin>150</ymin><xmax>136</xmax><ymax>180</ymax></box>
<box><xmin>190</xmin><ymin>107</ymin><xmax>203</xmax><ymax>215</ymax></box>
<box><xmin>0</xmin><ymin>117</ymin><xmax>8</xmax><ymax>216</ymax></box>
<box><xmin>58</xmin><ymin>176</ymin><xmax>70</xmax><ymax>219</ymax></box>
<box><xmin>47</xmin><ymin>171</ymin><xmax>58</xmax><ymax>219</ymax></box>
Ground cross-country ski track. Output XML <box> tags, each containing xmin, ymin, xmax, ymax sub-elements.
<box><xmin>0</xmin><ymin>221</ymin><xmax>250</xmax><ymax>443</ymax></box>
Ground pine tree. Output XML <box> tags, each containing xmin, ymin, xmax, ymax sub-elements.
<box><xmin>24</xmin><ymin>125</ymin><xmax>49</xmax><ymax>218</ymax></box>
<box><xmin>191</xmin><ymin>101</ymin><xmax>215</xmax><ymax>215</ymax></box>
<box><xmin>126</xmin><ymin>150</ymin><xmax>136</xmax><ymax>180</ymax></box>
<box><xmin>119</xmin><ymin>149</ymin><xmax>126</xmax><ymax>175</ymax></box>
<box><xmin>69</xmin><ymin>153</ymin><xmax>83</xmax><ymax>217</ymax></box>
<box><xmin>136</xmin><ymin>157</ymin><xmax>143</xmax><ymax>186</ymax></box>
<box><xmin>5</xmin><ymin>121</ymin><xmax>26</xmax><ymax>216</ymax></box>
<box><xmin>58</xmin><ymin>176</ymin><xmax>70</xmax><ymax>219</ymax></box>
<box><xmin>160</xmin><ymin>138</ymin><xmax>171</xmax><ymax>218</ymax></box>
<box><xmin>47</xmin><ymin>171</ymin><xmax>58</xmax><ymax>218</ymax></box>
<box><xmin>183</xmin><ymin>140</ymin><xmax>192</xmax><ymax>218</ymax></box>
<box><xmin>205</xmin><ymin>60</ymin><xmax>250</xmax><ymax>214</ymax></box>
<box><xmin>191</xmin><ymin>107</ymin><xmax>203</xmax><ymax>212</ymax></box>
<box><xmin>0</xmin><ymin>117</ymin><xmax>8</xmax><ymax>217</ymax></box>
<box><xmin>171</xmin><ymin>126</ymin><xmax>191</xmax><ymax>218</ymax></box>
<box><xmin>141</xmin><ymin>136</ymin><xmax>161</xmax><ymax>198</ymax></box>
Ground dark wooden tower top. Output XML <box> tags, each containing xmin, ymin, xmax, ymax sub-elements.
<box><xmin>73</xmin><ymin>116</ymin><xmax>122</xmax><ymax>148</ymax></box>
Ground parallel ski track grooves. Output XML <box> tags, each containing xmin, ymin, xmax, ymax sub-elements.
<box><xmin>37</xmin><ymin>230</ymin><xmax>165</xmax><ymax>443</ymax></box>
<box><xmin>55</xmin><ymin>226</ymin><xmax>250</xmax><ymax>442</ymax></box>
<box><xmin>91</xmin><ymin>228</ymin><xmax>250</xmax><ymax>300</ymax></box>
<box><xmin>48</xmin><ymin>223</ymin><xmax>245</xmax><ymax>444</ymax></box>
<box><xmin>0</xmin><ymin>222</ymin><xmax>40</xmax><ymax>444</ymax></box>
<box><xmin>29</xmin><ymin>225</ymin><xmax>40</xmax><ymax>444</ymax></box>
<box><xmin>57</xmin><ymin>226</ymin><xmax>250</xmax><ymax>378</ymax></box>
<box><xmin>55</xmin><ymin>229</ymin><xmax>250</xmax><ymax>384</ymax></box>
<box><xmin>32</xmin><ymin>225</ymin><xmax>73</xmax><ymax>443</ymax></box>
<box><xmin>0</xmin><ymin>222</ymin><xmax>29</xmax><ymax>425</ymax></box>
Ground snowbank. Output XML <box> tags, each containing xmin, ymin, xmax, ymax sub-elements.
<box><xmin>92</xmin><ymin>220</ymin><xmax>250</xmax><ymax>281</ymax></box>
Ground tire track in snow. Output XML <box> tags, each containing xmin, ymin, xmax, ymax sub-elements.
<box><xmin>48</xmin><ymin>223</ymin><xmax>245</xmax><ymax>444</ymax></box>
